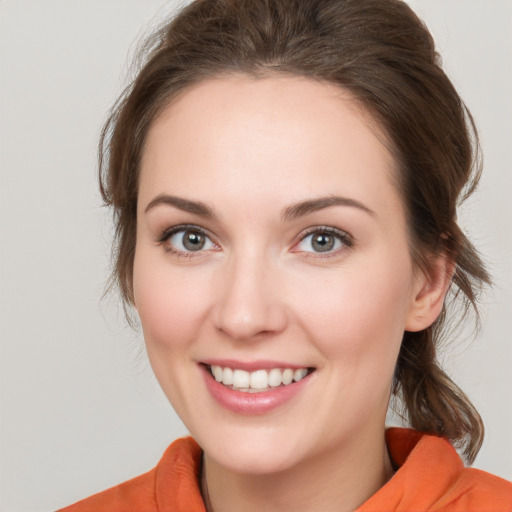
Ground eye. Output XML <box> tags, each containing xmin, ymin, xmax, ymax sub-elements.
<box><xmin>295</xmin><ymin>227</ymin><xmax>352</xmax><ymax>254</ymax></box>
<box><xmin>160</xmin><ymin>225</ymin><xmax>216</xmax><ymax>254</ymax></box>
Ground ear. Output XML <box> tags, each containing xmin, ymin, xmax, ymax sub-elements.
<box><xmin>405</xmin><ymin>254</ymin><xmax>454</xmax><ymax>332</ymax></box>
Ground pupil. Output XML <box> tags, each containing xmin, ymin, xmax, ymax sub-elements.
<box><xmin>312</xmin><ymin>234</ymin><xmax>334</xmax><ymax>252</ymax></box>
<box><xmin>183</xmin><ymin>231</ymin><xmax>205</xmax><ymax>251</ymax></box>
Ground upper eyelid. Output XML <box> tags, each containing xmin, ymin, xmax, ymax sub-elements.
<box><xmin>296</xmin><ymin>225</ymin><xmax>353</xmax><ymax>242</ymax></box>
<box><xmin>158</xmin><ymin>224</ymin><xmax>215</xmax><ymax>242</ymax></box>
<box><xmin>300</xmin><ymin>225</ymin><xmax>348</xmax><ymax>235</ymax></box>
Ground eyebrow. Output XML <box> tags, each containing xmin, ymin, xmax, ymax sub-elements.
<box><xmin>282</xmin><ymin>196</ymin><xmax>375</xmax><ymax>221</ymax></box>
<box><xmin>144</xmin><ymin>193</ymin><xmax>375</xmax><ymax>220</ymax></box>
<box><xmin>144</xmin><ymin>194</ymin><xmax>215</xmax><ymax>218</ymax></box>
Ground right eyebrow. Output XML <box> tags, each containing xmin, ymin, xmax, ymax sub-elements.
<box><xmin>144</xmin><ymin>194</ymin><xmax>216</xmax><ymax>218</ymax></box>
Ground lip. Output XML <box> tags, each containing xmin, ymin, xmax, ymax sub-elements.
<box><xmin>199</xmin><ymin>363</ymin><xmax>314</xmax><ymax>415</ymax></box>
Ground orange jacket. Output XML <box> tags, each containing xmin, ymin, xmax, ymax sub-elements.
<box><xmin>59</xmin><ymin>428</ymin><xmax>512</xmax><ymax>511</ymax></box>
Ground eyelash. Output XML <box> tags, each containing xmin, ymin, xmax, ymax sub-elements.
<box><xmin>156</xmin><ymin>224</ymin><xmax>354</xmax><ymax>258</ymax></box>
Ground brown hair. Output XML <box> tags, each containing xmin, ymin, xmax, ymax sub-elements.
<box><xmin>99</xmin><ymin>0</ymin><xmax>489</xmax><ymax>462</ymax></box>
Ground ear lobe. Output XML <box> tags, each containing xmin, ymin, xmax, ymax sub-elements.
<box><xmin>405</xmin><ymin>255</ymin><xmax>454</xmax><ymax>332</ymax></box>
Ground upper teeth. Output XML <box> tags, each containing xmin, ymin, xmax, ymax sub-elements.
<box><xmin>210</xmin><ymin>365</ymin><xmax>309</xmax><ymax>391</ymax></box>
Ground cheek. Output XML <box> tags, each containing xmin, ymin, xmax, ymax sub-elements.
<box><xmin>292</xmin><ymin>255</ymin><xmax>413</xmax><ymax>371</ymax></box>
<box><xmin>133</xmin><ymin>252</ymin><xmax>210</xmax><ymax>353</ymax></box>
<box><xmin>133</xmin><ymin>257</ymin><xmax>217</xmax><ymax>425</ymax></box>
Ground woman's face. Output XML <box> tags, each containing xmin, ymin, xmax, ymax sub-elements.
<box><xmin>134</xmin><ymin>75</ymin><xmax>428</xmax><ymax>474</ymax></box>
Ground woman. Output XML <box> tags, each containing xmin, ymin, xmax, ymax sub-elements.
<box><xmin>59</xmin><ymin>0</ymin><xmax>512</xmax><ymax>510</ymax></box>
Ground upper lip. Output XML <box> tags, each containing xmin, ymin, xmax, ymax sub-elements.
<box><xmin>200</xmin><ymin>359</ymin><xmax>313</xmax><ymax>372</ymax></box>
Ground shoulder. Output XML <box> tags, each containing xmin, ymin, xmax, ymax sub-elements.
<box><xmin>57</xmin><ymin>468</ymin><xmax>157</xmax><ymax>512</ymax></box>
<box><xmin>402</xmin><ymin>429</ymin><xmax>512</xmax><ymax>511</ymax></box>
<box><xmin>359</xmin><ymin>428</ymin><xmax>512</xmax><ymax>512</ymax></box>
<box><xmin>437</xmin><ymin>467</ymin><xmax>512</xmax><ymax>511</ymax></box>
<box><xmin>57</xmin><ymin>437</ymin><xmax>203</xmax><ymax>512</ymax></box>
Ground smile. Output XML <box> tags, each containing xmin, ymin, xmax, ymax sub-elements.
<box><xmin>208</xmin><ymin>365</ymin><xmax>312</xmax><ymax>393</ymax></box>
<box><xmin>201</xmin><ymin>362</ymin><xmax>316</xmax><ymax>414</ymax></box>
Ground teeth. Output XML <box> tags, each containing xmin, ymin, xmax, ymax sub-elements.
<box><xmin>232</xmin><ymin>369</ymin><xmax>250</xmax><ymax>388</ymax></box>
<box><xmin>223</xmin><ymin>367</ymin><xmax>233</xmax><ymax>385</ymax></box>
<box><xmin>294</xmin><ymin>368</ymin><xmax>308</xmax><ymax>382</ymax></box>
<box><xmin>212</xmin><ymin>365</ymin><xmax>223</xmax><ymax>382</ymax></box>
<box><xmin>282</xmin><ymin>368</ymin><xmax>293</xmax><ymax>385</ymax></box>
<box><xmin>250</xmin><ymin>370</ymin><xmax>268</xmax><ymax>389</ymax></box>
<box><xmin>268</xmin><ymin>368</ymin><xmax>282</xmax><ymax>387</ymax></box>
<box><xmin>209</xmin><ymin>365</ymin><xmax>311</xmax><ymax>392</ymax></box>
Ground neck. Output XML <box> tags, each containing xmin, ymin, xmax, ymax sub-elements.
<box><xmin>201</xmin><ymin>428</ymin><xmax>393</xmax><ymax>512</ymax></box>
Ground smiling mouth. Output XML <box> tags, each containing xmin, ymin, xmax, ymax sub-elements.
<box><xmin>205</xmin><ymin>364</ymin><xmax>316</xmax><ymax>393</ymax></box>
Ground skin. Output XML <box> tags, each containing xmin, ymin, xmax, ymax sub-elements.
<box><xmin>133</xmin><ymin>75</ymin><xmax>450</xmax><ymax>512</ymax></box>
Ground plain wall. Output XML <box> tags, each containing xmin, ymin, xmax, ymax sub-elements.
<box><xmin>1</xmin><ymin>1</ymin><xmax>510</xmax><ymax>510</ymax></box>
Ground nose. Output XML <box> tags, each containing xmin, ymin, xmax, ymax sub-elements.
<box><xmin>212</xmin><ymin>253</ymin><xmax>288</xmax><ymax>341</ymax></box>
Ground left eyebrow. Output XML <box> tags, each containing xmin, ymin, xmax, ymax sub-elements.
<box><xmin>282</xmin><ymin>196</ymin><xmax>375</xmax><ymax>221</ymax></box>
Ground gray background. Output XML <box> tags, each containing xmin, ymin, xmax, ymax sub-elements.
<box><xmin>1</xmin><ymin>1</ymin><xmax>511</xmax><ymax>510</ymax></box>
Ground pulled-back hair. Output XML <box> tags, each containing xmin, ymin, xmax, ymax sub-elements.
<box><xmin>99</xmin><ymin>0</ymin><xmax>489</xmax><ymax>462</ymax></box>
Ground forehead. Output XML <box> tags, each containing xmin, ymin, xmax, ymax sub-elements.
<box><xmin>139</xmin><ymin>74</ymin><xmax>400</xmax><ymax>217</ymax></box>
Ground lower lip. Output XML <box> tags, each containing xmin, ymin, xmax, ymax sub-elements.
<box><xmin>200</xmin><ymin>365</ymin><xmax>313</xmax><ymax>415</ymax></box>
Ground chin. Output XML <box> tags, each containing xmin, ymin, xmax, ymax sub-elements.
<box><xmin>196</xmin><ymin>425</ymin><xmax>308</xmax><ymax>475</ymax></box>
<box><xmin>212</xmin><ymin>446</ymin><xmax>301</xmax><ymax>475</ymax></box>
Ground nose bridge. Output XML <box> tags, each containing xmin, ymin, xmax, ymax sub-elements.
<box><xmin>213</xmin><ymin>245</ymin><xmax>287</xmax><ymax>340</ymax></box>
